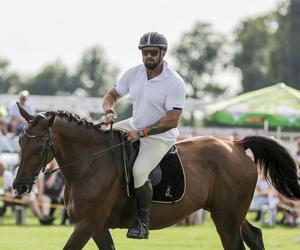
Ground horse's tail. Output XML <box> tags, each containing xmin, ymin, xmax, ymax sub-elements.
<box><xmin>240</xmin><ymin>135</ymin><xmax>300</xmax><ymax>200</ymax></box>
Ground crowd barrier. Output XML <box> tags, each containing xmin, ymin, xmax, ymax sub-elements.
<box><xmin>0</xmin><ymin>195</ymin><xmax>65</xmax><ymax>225</ymax></box>
<box><xmin>0</xmin><ymin>196</ymin><xmax>64</xmax><ymax>209</ymax></box>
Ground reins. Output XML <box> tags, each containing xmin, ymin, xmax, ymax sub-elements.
<box><xmin>45</xmin><ymin>140</ymin><xmax>128</xmax><ymax>176</ymax></box>
<box><xmin>22</xmin><ymin>121</ymin><xmax>128</xmax><ymax>179</ymax></box>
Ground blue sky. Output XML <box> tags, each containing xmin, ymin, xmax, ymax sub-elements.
<box><xmin>0</xmin><ymin>0</ymin><xmax>278</xmax><ymax>77</ymax></box>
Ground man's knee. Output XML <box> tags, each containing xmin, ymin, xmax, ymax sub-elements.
<box><xmin>133</xmin><ymin>166</ymin><xmax>149</xmax><ymax>188</ymax></box>
<box><xmin>133</xmin><ymin>166</ymin><xmax>147</xmax><ymax>181</ymax></box>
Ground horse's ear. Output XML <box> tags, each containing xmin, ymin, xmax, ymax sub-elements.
<box><xmin>48</xmin><ymin>113</ymin><xmax>56</xmax><ymax>127</ymax></box>
<box><xmin>17</xmin><ymin>102</ymin><xmax>33</xmax><ymax>122</ymax></box>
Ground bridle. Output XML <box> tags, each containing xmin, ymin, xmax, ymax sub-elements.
<box><xmin>15</xmin><ymin>124</ymin><xmax>55</xmax><ymax>188</ymax></box>
<box><xmin>22</xmin><ymin>125</ymin><xmax>54</xmax><ymax>172</ymax></box>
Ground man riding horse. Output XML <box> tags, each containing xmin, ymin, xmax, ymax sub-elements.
<box><xmin>102</xmin><ymin>32</ymin><xmax>186</xmax><ymax>239</ymax></box>
<box><xmin>13</xmin><ymin>32</ymin><xmax>300</xmax><ymax>250</ymax></box>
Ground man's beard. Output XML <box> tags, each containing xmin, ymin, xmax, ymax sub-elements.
<box><xmin>144</xmin><ymin>61</ymin><xmax>159</xmax><ymax>70</ymax></box>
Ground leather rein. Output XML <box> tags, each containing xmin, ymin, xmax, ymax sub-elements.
<box><xmin>20</xmin><ymin>122</ymin><xmax>127</xmax><ymax>184</ymax></box>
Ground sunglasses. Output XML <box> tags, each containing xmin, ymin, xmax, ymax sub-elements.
<box><xmin>142</xmin><ymin>49</ymin><xmax>160</xmax><ymax>57</ymax></box>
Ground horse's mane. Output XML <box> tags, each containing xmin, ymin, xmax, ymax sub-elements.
<box><xmin>44</xmin><ymin>111</ymin><xmax>103</xmax><ymax>132</ymax></box>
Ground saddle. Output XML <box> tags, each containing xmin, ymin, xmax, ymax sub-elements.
<box><xmin>110</xmin><ymin>132</ymin><xmax>186</xmax><ymax>228</ymax></box>
<box><xmin>113</xmin><ymin>132</ymin><xmax>186</xmax><ymax>204</ymax></box>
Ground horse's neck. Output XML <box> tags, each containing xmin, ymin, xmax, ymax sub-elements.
<box><xmin>55</xmin><ymin>118</ymin><xmax>109</xmax><ymax>144</ymax></box>
<box><xmin>52</xmin><ymin>120</ymin><xmax>112</xmax><ymax>176</ymax></box>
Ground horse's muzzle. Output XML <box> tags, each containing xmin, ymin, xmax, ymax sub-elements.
<box><xmin>13</xmin><ymin>179</ymin><xmax>34</xmax><ymax>196</ymax></box>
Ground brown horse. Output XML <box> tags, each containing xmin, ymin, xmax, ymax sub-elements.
<box><xmin>13</xmin><ymin>105</ymin><xmax>300</xmax><ymax>250</ymax></box>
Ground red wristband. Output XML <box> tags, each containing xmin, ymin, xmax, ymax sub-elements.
<box><xmin>143</xmin><ymin>127</ymin><xmax>149</xmax><ymax>137</ymax></box>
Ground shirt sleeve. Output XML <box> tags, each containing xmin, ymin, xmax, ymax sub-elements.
<box><xmin>114</xmin><ymin>69</ymin><xmax>132</xmax><ymax>97</ymax></box>
<box><xmin>165</xmin><ymin>82</ymin><xmax>186</xmax><ymax>111</ymax></box>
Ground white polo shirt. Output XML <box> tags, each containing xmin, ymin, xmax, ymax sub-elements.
<box><xmin>114</xmin><ymin>61</ymin><xmax>185</xmax><ymax>141</ymax></box>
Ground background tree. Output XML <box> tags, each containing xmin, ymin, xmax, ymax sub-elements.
<box><xmin>25</xmin><ymin>61</ymin><xmax>71</xmax><ymax>95</ymax></box>
<box><xmin>270</xmin><ymin>0</ymin><xmax>300</xmax><ymax>89</ymax></box>
<box><xmin>74</xmin><ymin>46</ymin><xmax>119</xmax><ymax>97</ymax></box>
<box><xmin>233</xmin><ymin>0</ymin><xmax>300</xmax><ymax>92</ymax></box>
<box><xmin>2</xmin><ymin>46</ymin><xmax>120</xmax><ymax>97</ymax></box>
<box><xmin>233</xmin><ymin>14</ymin><xmax>277</xmax><ymax>92</ymax></box>
<box><xmin>171</xmin><ymin>21</ymin><xmax>227</xmax><ymax>99</ymax></box>
<box><xmin>0</xmin><ymin>58</ymin><xmax>22</xmax><ymax>94</ymax></box>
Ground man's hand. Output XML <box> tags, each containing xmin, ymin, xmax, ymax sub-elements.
<box><xmin>102</xmin><ymin>88</ymin><xmax>120</xmax><ymax>124</ymax></box>
<box><xmin>103</xmin><ymin>109</ymin><xmax>116</xmax><ymax>125</ymax></box>
<box><xmin>127</xmin><ymin>130</ymin><xmax>140</xmax><ymax>142</ymax></box>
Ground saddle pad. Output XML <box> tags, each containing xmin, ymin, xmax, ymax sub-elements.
<box><xmin>116</xmin><ymin>149</ymin><xmax>186</xmax><ymax>229</ymax></box>
<box><xmin>152</xmin><ymin>150</ymin><xmax>185</xmax><ymax>203</ymax></box>
<box><xmin>124</xmin><ymin>141</ymin><xmax>186</xmax><ymax>204</ymax></box>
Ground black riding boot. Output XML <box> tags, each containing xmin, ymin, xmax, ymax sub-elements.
<box><xmin>127</xmin><ymin>180</ymin><xmax>153</xmax><ymax>239</ymax></box>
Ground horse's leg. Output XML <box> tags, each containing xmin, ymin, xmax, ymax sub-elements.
<box><xmin>92</xmin><ymin>229</ymin><xmax>116</xmax><ymax>250</ymax></box>
<box><xmin>241</xmin><ymin>219</ymin><xmax>265</xmax><ymax>250</ymax></box>
<box><xmin>63</xmin><ymin>222</ymin><xmax>94</xmax><ymax>250</ymax></box>
<box><xmin>211</xmin><ymin>211</ymin><xmax>245</xmax><ymax>250</ymax></box>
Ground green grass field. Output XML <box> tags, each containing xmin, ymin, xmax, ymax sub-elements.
<box><xmin>0</xmin><ymin>208</ymin><xmax>299</xmax><ymax>250</ymax></box>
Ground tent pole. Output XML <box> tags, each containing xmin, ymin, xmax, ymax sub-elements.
<box><xmin>276</xmin><ymin>126</ymin><xmax>282</xmax><ymax>139</ymax></box>
<box><xmin>263</xmin><ymin>119</ymin><xmax>269</xmax><ymax>131</ymax></box>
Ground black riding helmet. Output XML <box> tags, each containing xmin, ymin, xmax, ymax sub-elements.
<box><xmin>138</xmin><ymin>32</ymin><xmax>168</xmax><ymax>51</ymax></box>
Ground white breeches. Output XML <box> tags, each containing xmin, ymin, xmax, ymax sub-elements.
<box><xmin>113</xmin><ymin>119</ymin><xmax>174</xmax><ymax>188</ymax></box>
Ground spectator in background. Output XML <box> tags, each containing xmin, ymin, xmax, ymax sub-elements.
<box><xmin>0</xmin><ymin>161</ymin><xmax>14</xmax><ymax>215</ymax></box>
<box><xmin>6</xmin><ymin>90</ymin><xmax>35</xmax><ymax>135</ymax></box>
<box><xmin>19</xmin><ymin>177</ymin><xmax>55</xmax><ymax>225</ymax></box>
<box><xmin>0</xmin><ymin>162</ymin><xmax>13</xmax><ymax>192</ymax></box>
<box><xmin>250</xmin><ymin>167</ymin><xmax>279</xmax><ymax>226</ymax></box>
<box><xmin>230</xmin><ymin>131</ymin><xmax>243</xmax><ymax>141</ymax></box>
<box><xmin>276</xmin><ymin>138</ymin><xmax>300</xmax><ymax>226</ymax></box>
<box><xmin>293</xmin><ymin>138</ymin><xmax>300</xmax><ymax>181</ymax></box>
<box><xmin>8</xmin><ymin>164</ymin><xmax>54</xmax><ymax>225</ymax></box>
<box><xmin>277</xmin><ymin>193</ymin><xmax>300</xmax><ymax>226</ymax></box>
<box><xmin>0</xmin><ymin>105</ymin><xmax>8</xmax><ymax>135</ymax></box>
<box><xmin>41</xmin><ymin>159</ymin><xmax>65</xmax><ymax>223</ymax></box>
<box><xmin>177</xmin><ymin>209</ymin><xmax>206</xmax><ymax>226</ymax></box>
